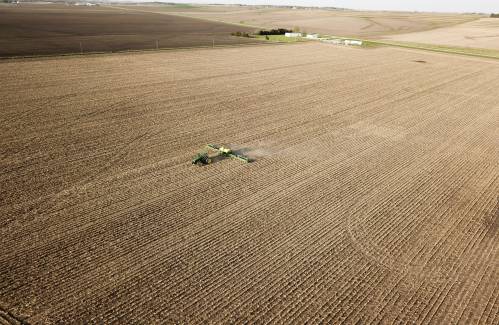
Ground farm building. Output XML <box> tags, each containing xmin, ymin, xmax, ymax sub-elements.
<box><xmin>344</xmin><ymin>39</ymin><xmax>363</xmax><ymax>46</ymax></box>
<box><xmin>322</xmin><ymin>39</ymin><xmax>343</xmax><ymax>44</ymax></box>
<box><xmin>285</xmin><ymin>32</ymin><xmax>302</xmax><ymax>37</ymax></box>
<box><xmin>322</xmin><ymin>39</ymin><xmax>363</xmax><ymax>46</ymax></box>
<box><xmin>306</xmin><ymin>34</ymin><xmax>320</xmax><ymax>39</ymax></box>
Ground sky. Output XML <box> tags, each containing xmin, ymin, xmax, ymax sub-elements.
<box><xmin>139</xmin><ymin>1</ymin><xmax>499</xmax><ymax>13</ymax></box>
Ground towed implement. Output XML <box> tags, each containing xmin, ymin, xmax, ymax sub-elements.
<box><xmin>192</xmin><ymin>144</ymin><xmax>250</xmax><ymax>165</ymax></box>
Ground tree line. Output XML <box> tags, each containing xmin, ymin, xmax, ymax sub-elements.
<box><xmin>231</xmin><ymin>28</ymin><xmax>294</xmax><ymax>38</ymax></box>
<box><xmin>258</xmin><ymin>28</ymin><xmax>293</xmax><ymax>36</ymax></box>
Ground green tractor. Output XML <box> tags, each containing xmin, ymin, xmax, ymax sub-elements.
<box><xmin>192</xmin><ymin>144</ymin><xmax>250</xmax><ymax>165</ymax></box>
<box><xmin>191</xmin><ymin>152</ymin><xmax>211</xmax><ymax>165</ymax></box>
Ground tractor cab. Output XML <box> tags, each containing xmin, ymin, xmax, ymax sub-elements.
<box><xmin>192</xmin><ymin>144</ymin><xmax>249</xmax><ymax>165</ymax></box>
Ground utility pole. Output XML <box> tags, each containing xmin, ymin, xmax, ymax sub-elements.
<box><xmin>156</xmin><ymin>40</ymin><xmax>159</xmax><ymax>50</ymax></box>
<box><xmin>213</xmin><ymin>39</ymin><xmax>215</xmax><ymax>48</ymax></box>
<box><xmin>79</xmin><ymin>42</ymin><xmax>83</xmax><ymax>54</ymax></box>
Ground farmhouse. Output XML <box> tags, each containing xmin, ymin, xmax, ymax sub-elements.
<box><xmin>285</xmin><ymin>32</ymin><xmax>302</xmax><ymax>37</ymax></box>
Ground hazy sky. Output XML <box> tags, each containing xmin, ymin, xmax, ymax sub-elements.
<box><xmin>146</xmin><ymin>1</ymin><xmax>499</xmax><ymax>13</ymax></box>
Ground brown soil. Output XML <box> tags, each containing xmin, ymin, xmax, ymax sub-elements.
<box><xmin>130</xmin><ymin>4</ymin><xmax>480</xmax><ymax>38</ymax></box>
<box><xmin>0</xmin><ymin>43</ymin><xmax>498</xmax><ymax>324</ymax></box>
<box><xmin>384</xmin><ymin>18</ymin><xmax>499</xmax><ymax>50</ymax></box>
<box><xmin>0</xmin><ymin>4</ymin><xmax>260</xmax><ymax>57</ymax></box>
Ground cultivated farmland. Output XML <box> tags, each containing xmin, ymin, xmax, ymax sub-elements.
<box><xmin>0</xmin><ymin>43</ymin><xmax>497</xmax><ymax>324</ymax></box>
<box><xmin>129</xmin><ymin>4</ymin><xmax>480</xmax><ymax>37</ymax></box>
<box><xmin>0</xmin><ymin>4</ymin><xmax>259</xmax><ymax>57</ymax></box>
<box><xmin>384</xmin><ymin>18</ymin><xmax>499</xmax><ymax>50</ymax></box>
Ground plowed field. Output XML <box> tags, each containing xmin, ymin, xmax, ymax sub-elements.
<box><xmin>128</xmin><ymin>4</ymin><xmax>479</xmax><ymax>38</ymax></box>
<box><xmin>384</xmin><ymin>18</ymin><xmax>499</xmax><ymax>51</ymax></box>
<box><xmin>0</xmin><ymin>43</ymin><xmax>498</xmax><ymax>324</ymax></box>
<box><xmin>0</xmin><ymin>4</ymin><xmax>259</xmax><ymax>57</ymax></box>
